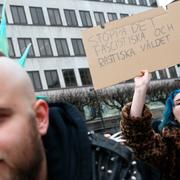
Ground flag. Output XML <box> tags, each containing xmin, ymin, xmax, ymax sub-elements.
<box><xmin>18</xmin><ymin>43</ymin><xmax>31</xmax><ymax>67</ymax></box>
<box><xmin>36</xmin><ymin>95</ymin><xmax>49</xmax><ymax>101</ymax></box>
<box><xmin>0</xmin><ymin>0</ymin><xmax>8</xmax><ymax>56</ymax></box>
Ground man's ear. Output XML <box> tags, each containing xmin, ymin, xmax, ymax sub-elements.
<box><xmin>33</xmin><ymin>99</ymin><xmax>49</xmax><ymax>136</ymax></box>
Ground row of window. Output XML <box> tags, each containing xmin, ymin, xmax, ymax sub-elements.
<box><xmin>127</xmin><ymin>67</ymin><xmax>178</xmax><ymax>83</ymax></box>
<box><xmin>29</xmin><ymin>66</ymin><xmax>178</xmax><ymax>92</ymax></box>
<box><xmin>89</xmin><ymin>0</ymin><xmax>157</xmax><ymax>7</ymax></box>
<box><xmin>8</xmin><ymin>38</ymin><xmax>86</xmax><ymax>57</ymax></box>
<box><xmin>1</xmin><ymin>5</ymin><xmax>133</xmax><ymax>27</ymax></box>
<box><xmin>155</xmin><ymin>68</ymin><xmax>178</xmax><ymax>79</ymax></box>
<box><xmin>28</xmin><ymin>68</ymin><xmax>92</xmax><ymax>91</ymax></box>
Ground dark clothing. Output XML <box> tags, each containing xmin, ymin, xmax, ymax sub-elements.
<box><xmin>120</xmin><ymin>103</ymin><xmax>180</xmax><ymax>180</ymax></box>
<box><xmin>42</xmin><ymin>102</ymin><xmax>92</xmax><ymax>180</ymax></box>
<box><xmin>42</xmin><ymin>102</ymin><xmax>144</xmax><ymax>180</ymax></box>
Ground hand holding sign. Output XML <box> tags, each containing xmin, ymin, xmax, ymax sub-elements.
<box><xmin>82</xmin><ymin>1</ymin><xmax>180</xmax><ymax>90</ymax></box>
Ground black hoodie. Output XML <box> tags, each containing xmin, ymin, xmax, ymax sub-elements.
<box><xmin>42</xmin><ymin>102</ymin><xmax>92</xmax><ymax>180</ymax></box>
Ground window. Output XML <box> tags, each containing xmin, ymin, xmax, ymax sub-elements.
<box><xmin>10</xmin><ymin>5</ymin><xmax>27</xmax><ymax>24</ymax></box>
<box><xmin>151</xmin><ymin>71</ymin><xmax>157</xmax><ymax>80</ymax></box>
<box><xmin>37</xmin><ymin>38</ymin><xmax>53</xmax><ymax>57</ymax></box>
<box><xmin>158</xmin><ymin>69</ymin><xmax>168</xmax><ymax>79</ymax></box>
<box><xmin>116</xmin><ymin>0</ymin><xmax>125</xmax><ymax>3</ymax></box>
<box><xmin>71</xmin><ymin>39</ymin><xmax>86</xmax><ymax>56</ymax></box>
<box><xmin>0</xmin><ymin>5</ymin><xmax>2</xmax><ymax>17</ymax></box>
<box><xmin>0</xmin><ymin>4</ymin><xmax>3</xmax><ymax>17</ymax></box>
<box><xmin>94</xmin><ymin>12</ymin><xmax>106</xmax><ymax>26</ymax></box>
<box><xmin>47</xmin><ymin>8</ymin><xmax>62</xmax><ymax>26</ymax></box>
<box><xmin>120</xmin><ymin>13</ymin><xmax>129</xmax><ymax>18</ymax></box>
<box><xmin>62</xmin><ymin>69</ymin><xmax>77</xmax><ymax>87</ymax></box>
<box><xmin>104</xmin><ymin>0</ymin><xmax>113</xmax><ymax>2</ymax></box>
<box><xmin>79</xmin><ymin>11</ymin><xmax>93</xmax><ymax>27</ymax></box>
<box><xmin>79</xmin><ymin>68</ymin><xmax>92</xmax><ymax>86</ymax></box>
<box><xmin>107</xmin><ymin>13</ymin><xmax>118</xmax><ymax>22</ymax></box>
<box><xmin>149</xmin><ymin>0</ymin><xmax>157</xmax><ymax>7</ymax></box>
<box><xmin>18</xmin><ymin>38</ymin><xmax>35</xmax><ymax>57</ymax></box>
<box><xmin>128</xmin><ymin>0</ymin><xmax>137</xmax><ymax>5</ymax></box>
<box><xmin>45</xmin><ymin>70</ymin><xmax>60</xmax><ymax>89</ymax></box>
<box><xmin>30</xmin><ymin>7</ymin><xmax>45</xmax><ymax>25</ymax></box>
<box><xmin>8</xmin><ymin>38</ymin><xmax>15</xmax><ymax>57</ymax></box>
<box><xmin>168</xmin><ymin>66</ymin><xmax>178</xmax><ymax>78</ymax></box>
<box><xmin>64</xmin><ymin>9</ymin><xmax>78</xmax><ymax>26</ymax></box>
<box><xmin>55</xmin><ymin>38</ymin><xmax>70</xmax><ymax>56</ymax></box>
<box><xmin>139</xmin><ymin>0</ymin><xmax>148</xmax><ymax>6</ymax></box>
<box><xmin>126</xmin><ymin>79</ymin><xmax>133</xmax><ymax>83</ymax></box>
<box><xmin>28</xmin><ymin>71</ymin><xmax>42</xmax><ymax>91</ymax></box>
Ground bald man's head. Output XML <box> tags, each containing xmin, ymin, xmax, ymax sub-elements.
<box><xmin>0</xmin><ymin>57</ymin><xmax>49</xmax><ymax>180</ymax></box>
<box><xmin>0</xmin><ymin>56</ymin><xmax>36</xmax><ymax>105</ymax></box>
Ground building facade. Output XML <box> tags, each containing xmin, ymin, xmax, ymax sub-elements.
<box><xmin>0</xmin><ymin>0</ymin><xmax>179</xmax><ymax>95</ymax></box>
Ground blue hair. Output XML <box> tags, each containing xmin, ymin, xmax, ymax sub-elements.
<box><xmin>159</xmin><ymin>89</ymin><xmax>180</xmax><ymax>131</ymax></box>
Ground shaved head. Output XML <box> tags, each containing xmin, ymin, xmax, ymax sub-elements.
<box><xmin>0</xmin><ymin>56</ymin><xmax>48</xmax><ymax>180</ymax></box>
<box><xmin>0</xmin><ymin>57</ymin><xmax>36</xmax><ymax>106</ymax></box>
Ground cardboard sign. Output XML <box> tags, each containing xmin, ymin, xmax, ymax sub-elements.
<box><xmin>82</xmin><ymin>1</ymin><xmax>180</xmax><ymax>90</ymax></box>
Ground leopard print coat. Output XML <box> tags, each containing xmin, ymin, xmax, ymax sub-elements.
<box><xmin>120</xmin><ymin>103</ymin><xmax>180</xmax><ymax>180</ymax></box>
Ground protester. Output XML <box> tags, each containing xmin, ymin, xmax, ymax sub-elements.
<box><xmin>120</xmin><ymin>70</ymin><xmax>180</xmax><ymax>180</ymax></box>
<box><xmin>0</xmin><ymin>56</ymin><xmax>92</xmax><ymax>180</ymax></box>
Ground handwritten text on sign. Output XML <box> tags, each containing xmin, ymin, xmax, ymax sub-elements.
<box><xmin>88</xmin><ymin>19</ymin><xmax>174</xmax><ymax>68</ymax></box>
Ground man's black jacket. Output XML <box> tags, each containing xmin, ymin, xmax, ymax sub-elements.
<box><xmin>43</xmin><ymin>102</ymin><xmax>92</xmax><ymax>180</ymax></box>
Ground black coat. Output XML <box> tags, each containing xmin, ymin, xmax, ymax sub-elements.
<box><xmin>43</xmin><ymin>102</ymin><xmax>92</xmax><ymax>180</ymax></box>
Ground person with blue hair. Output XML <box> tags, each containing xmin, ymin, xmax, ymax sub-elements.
<box><xmin>159</xmin><ymin>89</ymin><xmax>180</xmax><ymax>131</ymax></box>
<box><xmin>120</xmin><ymin>70</ymin><xmax>180</xmax><ymax>180</ymax></box>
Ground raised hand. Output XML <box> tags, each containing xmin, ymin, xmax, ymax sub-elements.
<box><xmin>134</xmin><ymin>70</ymin><xmax>151</xmax><ymax>91</ymax></box>
<box><xmin>130</xmin><ymin>70</ymin><xmax>151</xmax><ymax>117</ymax></box>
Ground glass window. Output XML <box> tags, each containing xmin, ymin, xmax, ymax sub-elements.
<box><xmin>47</xmin><ymin>8</ymin><xmax>62</xmax><ymax>26</ymax></box>
<box><xmin>37</xmin><ymin>38</ymin><xmax>53</xmax><ymax>57</ymax></box>
<box><xmin>8</xmin><ymin>38</ymin><xmax>15</xmax><ymax>57</ymax></box>
<box><xmin>116</xmin><ymin>0</ymin><xmax>125</xmax><ymax>3</ymax></box>
<box><xmin>64</xmin><ymin>9</ymin><xmax>78</xmax><ymax>26</ymax></box>
<box><xmin>79</xmin><ymin>11</ymin><xmax>93</xmax><ymax>27</ymax></box>
<box><xmin>10</xmin><ymin>5</ymin><xmax>27</xmax><ymax>24</ymax></box>
<box><xmin>0</xmin><ymin>5</ymin><xmax>2</xmax><ymax>17</ymax></box>
<box><xmin>149</xmin><ymin>0</ymin><xmax>157</xmax><ymax>7</ymax></box>
<box><xmin>128</xmin><ymin>0</ymin><xmax>137</xmax><ymax>5</ymax></box>
<box><xmin>168</xmin><ymin>66</ymin><xmax>178</xmax><ymax>78</ymax></box>
<box><xmin>79</xmin><ymin>68</ymin><xmax>92</xmax><ymax>86</ymax></box>
<box><xmin>107</xmin><ymin>13</ymin><xmax>118</xmax><ymax>22</ymax></box>
<box><xmin>151</xmin><ymin>71</ymin><xmax>157</xmax><ymax>80</ymax></box>
<box><xmin>45</xmin><ymin>70</ymin><xmax>60</xmax><ymax>89</ymax></box>
<box><xmin>71</xmin><ymin>39</ymin><xmax>86</xmax><ymax>56</ymax></box>
<box><xmin>62</xmin><ymin>69</ymin><xmax>77</xmax><ymax>87</ymax></box>
<box><xmin>28</xmin><ymin>71</ymin><xmax>42</xmax><ymax>91</ymax></box>
<box><xmin>104</xmin><ymin>0</ymin><xmax>113</xmax><ymax>2</ymax></box>
<box><xmin>94</xmin><ymin>12</ymin><xmax>106</xmax><ymax>26</ymax></box>
<box><xmin>139</xmin><ymin>0</ymin><xmax>148</xmax><ymax>6</ymax></box>
<box><xmin>120</xmin><ymin>13</ymin><xmax>129</xmax><ymax>18</ymax></box>
<box><xmin>55</xmin><ymin>38</ymin><xmax>70</xmax><ymax>56</ymax></box>
<box><xmin>18</xmin><ymin>38</ymin><xmax>35</xmax><ymax>57</ymax></box>
<box><xmin>30</xmin><ymin>7</ymin><xmax>45</xmax><ymax>25</ymax></box>
<box><xmin>158</xmin><ymin>69</ymin><xmax>168</xmax><ymax>79</ymax></box>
